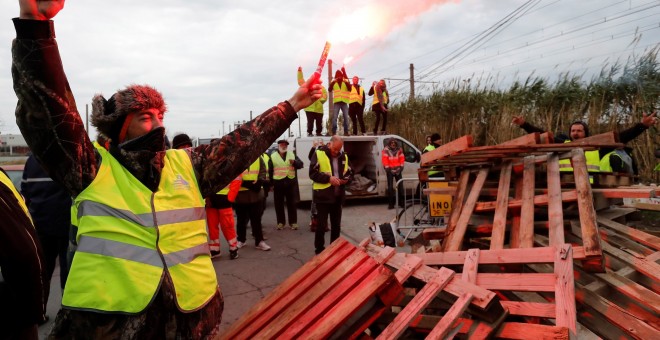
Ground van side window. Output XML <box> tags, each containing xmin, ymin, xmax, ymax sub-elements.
<box><xmin>400</xmin><ymin>140</ymin><xmax>418</xmax><ymax>163</ymax></box>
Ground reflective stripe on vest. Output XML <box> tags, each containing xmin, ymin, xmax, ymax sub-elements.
<box><xmin>313</xmin><ymin>150</ymin><xmax>349</xmax><ymax>190</ymax></box>
<box><xmin>373</xmin><ymin>89</ymin><xmax>389</xmax><ymax>105</ymax></box>
<box><xmin>333</xmin><ymin>82</ymin><xmax>350</xmax><ymax>103</ymax></box>
<box><xmin>349</xmin><ymin>85</ymin><xmax>364</xmax><ymax>105</ymax></box>
<box><xmin>271</xmin><ymin>151</ymin><xmax>295</xmax><ymax>180</ymax></box>
<box><xmin>240</xmin><ymin>158</ymin><xmax>261</xmax><ymax>191</ymax></box>
<box><xmin>64</xmin><ymin>145</ymin><xmax>216</xmax><ymax>313</ymax></box>
<box><xmin>600</xmin><ymin>149</ymin><xmax>634</xmax><ymax>174</ymax></box>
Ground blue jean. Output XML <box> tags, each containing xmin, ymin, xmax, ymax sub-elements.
<box><xmin>332</xmin><ymin>102</ymin><xmax>349</xmax><ymax>134</ymax></box>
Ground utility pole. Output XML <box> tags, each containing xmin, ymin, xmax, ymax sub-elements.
<box><xmin>409</xmin><ymin>63</ymin><xmax>415</xmax><ymax>101</ymax></box>
<box><xmin>250</xmin><ymin>110</ymin><xmax>253</xmax><ymax>120</ymax></box>
<box><xmin>222</xmin><ymin>121</ymin><xmax>225</xmax><ymax>136</ymax></box>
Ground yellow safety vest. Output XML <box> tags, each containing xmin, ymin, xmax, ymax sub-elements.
<box><xmin>239</xmin><ymin>158</ymin><xmax>261</xmax><ymax>191</ymax></box>
<box><xmin>64</xmin><ymin>145</ymin><xmax>216</xmax><ymax>313</ymax></box>
<box><xmin>372</xmin><ymin>89</ymin><xmax>389</xmax><ymax>105</ymax></box>
<box><xmin>271</xmin><ymin>151</ymin><xmax>296</xmax><ymax>180</ymax></box>
<box><xmin>349</xmin><ymin>85</ymin><xmax>364</xmax><ymax>105</ymax></box>
<box><xmin>0</xmin><ymin>171</ymin><xmax>32</xmax><ymax>223</ymax></box>
<box><xmin>298</xmin><ymin>69</ymin><xmax>327</xmax><ymax>113</ymax></box>
<box><xmin>423</xmin><ymin>145</ymin><xmax>441</xmax><ymax>176</ymax></box>
<box><xmin>332</xmin><ymin>82</ymin><xmax>350</xmax><ymax>104</ymax></box>
<box><xmin>599</xmin><ymin>149</ymin><xmax>633</xmax><ymax>174</ymax></box>
<box><xmin>313</xmin><ymin>150</ymin><xmax>349</xmax><ymax>190</ymax></box>
<box><xmin>558</xmin><ymin>141</ymin><xmax>600</xmax><ymax>173</ymax></box>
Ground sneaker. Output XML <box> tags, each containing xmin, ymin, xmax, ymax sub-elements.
<box><xmin>290</xmin><ymin>223</ymin><xmax>298</xmax><ymax>230</ymax></box>
<box><xmin>277</xmin><ymin>223</ymin><xmax>285</xmax><ymax>230</ymax></box>
<box><xmin>307</xmin><ymin>133</ymin><xmax>314</xmax><ymax>137</ymax></box>
<box><xmin>210</xmin><ymin>250</ymin><xmax>221</xmax><ymax>259</ymax></box>
<box><xmin>256</xmin><ymin>241</ymin><xmax>271</xmax><ymax>251</ymax></box>
<box><xmin>229</xmin><ymin>249</ymin><xmax>239</xmax><ymax>260</ymax></box>
<box><xmin>237</xmin><ymin>241</ymin><xmax>245</xmax><ymax>249</ymax></box>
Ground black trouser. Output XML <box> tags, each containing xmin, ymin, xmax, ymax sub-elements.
<box><xmin>314</xmin><ymin>201</ymin><xmax>343</xmax><ymax>254</ymax></box>
<box><xmin>305</xmin><ymin>111</ymin><xmax>323</xmax><ymax>136</ymax></box>
<box><xmin>37</xmin><ymin>229</ymin><xmax>70</xmax><ymax>304</ymax></box>
<box><xmin>348</xmin><ymin>103</ymin><xmax>365</xmax><ymax>135</ymax></box>
<box><xmin>273</xmin><ymin>179</ymin><xmax>298</xmax><ymax>225</ymax></box>
<box><xmin>234</xmin><ymin>202</ymin><xmax>264</xmax><ymax>245</ymax></box>
<box><xmin>372</xmin><ymin>106</ymin><xmax>388</xmax><ymax>134</ymax></box>
<box><xmin>386</xmin><ymin>171</ymin><xmax>404</xmax><ymax>208</ymax></box>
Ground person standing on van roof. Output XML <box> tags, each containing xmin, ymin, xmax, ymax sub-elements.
<box><xmin>309</xmin><ymin>135</ymin><xmax>354</xmax><ymax>254</ymax></box>
<box><xmin>382</xmin><ymin>138</ymin><xmax>405</xmax><ymax>209</ymax></box>
<box><xmin>369</xmin><ymin>79</ymin><xmax>389</xmax><ymax>135</ymax></box>
<box><xmin>1</xmin><ymin>169</ymin><xmax>47</xmax><ymax>339</ymax></box>
<box><xmin>11</xmin><ymin>1</ymin><xmax>322</xmax><ymax>337</ymax></box>
<box><xmin>21</xmin><ymin>154</ymin><xmax>72</xmax><ymax>317</ymax></box>
<box><xmin>329</xmin><ymin>67</ymin><xmax>352</xmax><ymax>136</ymax></box>
<box><xmin>298</xmin><ymin>67</ymin><xmax>328</xmax><ymax>137</ymax></box>
<box><xmin>269</xmin><ymin>140</ymin><xmax>304</xmax><ymax>230</ymax></box>
<box><xmin>349</xmin><ymin>76</ymin><xmax>366</xmax><ymax>136</ymax></box>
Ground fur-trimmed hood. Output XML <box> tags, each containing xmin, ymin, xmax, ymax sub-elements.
<box><xmin>91</xmin><ymin>84</ymin><xmax>167</xmax><ymax>142</ymax></box>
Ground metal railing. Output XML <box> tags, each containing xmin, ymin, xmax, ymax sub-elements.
<box><xmin>395</xmin><ymin>177</ymin><xmax>447</xmax><ymax>242</ymax></box>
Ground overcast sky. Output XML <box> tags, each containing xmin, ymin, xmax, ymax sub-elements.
<box><xmin>0</xmin><ymin>0</ymin><xmax>658</xmax><ymax>139</ymax></box>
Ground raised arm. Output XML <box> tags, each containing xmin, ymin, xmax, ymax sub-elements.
<box><xmin>192</xmin><ymin>76</ymin><xmax>322</xmax><ymax>197</ymax></box>
<box><xmin>13</xmin><ymin>1</ymin><xmax>98</xmax><ymax>197</ymax></box>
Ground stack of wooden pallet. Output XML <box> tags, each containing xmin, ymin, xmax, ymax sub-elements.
<box><xmin>404</xmin><ymin>132</ymin><xmax>659</xmax><ymax>339</ymax></box>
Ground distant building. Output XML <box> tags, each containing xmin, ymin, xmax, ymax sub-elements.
<box><xmin>0</xmin><ymin>133</ymin><xmax>30</xmax><ymax>156</ymax></box>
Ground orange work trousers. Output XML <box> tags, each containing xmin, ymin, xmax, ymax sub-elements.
<box><xmin>206</xmin><ymin>206</ymin><xmax>238</xmax><ymax>252</ymax></box>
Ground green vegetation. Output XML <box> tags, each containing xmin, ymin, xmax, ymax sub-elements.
<box><xmin>371</xmin><ymin>48</ymin><xmax>660</xmax><ymax>183</ymax></box>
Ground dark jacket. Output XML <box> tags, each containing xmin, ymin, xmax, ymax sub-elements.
<box><xmin>309</xmin><ymin>145</ymin><xmax>354</xmax><ymax>204</ymax></box>
<box><xmin>0</xmin><ymin>169</ymin><xmax>47</xmax><ymax>333</ymax></box>
<box><xmin>519</xmin><ymin>121</ymin><xmax>649</xmax><ymax>172</ymax></box>
<box><xmin>21</xmin><ymin>155</ymin><xmax>72</xmax><ymax>237</ymax></box>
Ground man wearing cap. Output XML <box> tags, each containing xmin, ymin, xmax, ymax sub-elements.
<box><xmin>172</xmin><ymin>133</ymin><xmax>193</xmax><ymax>149</ymax></box>
<box><xmin>269</xmin><ymin>139</ymin><xmax>303</xmax><ymax>230</ymax></box>
<box><xmin>11</xmin><ymin>1</ymin><xmax>322</xmax><ymax>337</ymax></box>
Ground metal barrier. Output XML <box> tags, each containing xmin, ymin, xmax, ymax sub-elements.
<box><xmin>395</xmin><ymin>177</ymin><xmax>448</xmax><ymax>242</ymax></box>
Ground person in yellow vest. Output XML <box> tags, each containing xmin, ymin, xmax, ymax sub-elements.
<box><xmin>298</xmin><ymin>66</ymin><xmax>328</xmax><ymax>136</ymax></box>
<box><xmin>349</xmin><ymin>75</ymin><xmax>367</xmax><ymax>136</ymax></box>
<box><xmin>11</xmin><ymin>1</ymin><xmax>323</xmax><ymax>337</ymax></box>
<box><xmin>0</xmin><ymin>169</ymin><xmax>47</xmax><ymax>339</ymax></box>
<box><xmin>309</xmin><ymin>135</ymin><xmax>354</xmax><ymax>254</ymax></box>
<box><xmin>512</xmin><ymin>113</ymin><xmax>657</xmax><ymax>176</ymax></box>
<box><xmin>369</xmin><ymin>79</ymin><xmax>389</xmax><ymax>135</ymax></box>
<box><xmin>269</xmin><ymin>140</ymin><xmax>304</xmax><ymax>230</ymax></box>
<box><xmin>235</xmin><ymin>156</ymin><xmax>271</xmax><ymax>251</ymax></box>
<box><xmin>329</xmin><ymin>67</ymin><xmax>352</xmax><ymax>136</ymax></box>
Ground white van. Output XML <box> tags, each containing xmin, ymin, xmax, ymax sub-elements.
<box><xmin>290</xmin><ymin>135</ymin><xmax>422</xmax><ymax>202</ymax></box>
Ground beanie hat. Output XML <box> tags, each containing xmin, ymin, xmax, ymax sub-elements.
<box><xmin>431</xmin><ymin>133</ymin><xmax>441</xmax><ymax>142</ymax></box>
<box><xmin>91</xmin><ymin>84</ymin><xmax>167</xmax><ymax>143</ymax></box>
<box><xmin>172</xmin><ymin>133</ymin><xmax>192</xmax><ymax>149</ymax></box>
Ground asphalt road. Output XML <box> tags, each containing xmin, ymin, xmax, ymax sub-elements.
<box><xmin>38</xmin><ymin>194</ymin><xmax>401</xmax><ymax>338</ymax></box>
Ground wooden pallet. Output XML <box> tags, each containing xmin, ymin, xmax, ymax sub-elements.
<box><xmin>405</xmin><ymin>244</ymin><xmax>579</xmax><ymax>339</ymax></box>
<box><xmin>416</xmin><ymin>133</ymin><xmax>634</xmax><ymax>272</ymax></box>
<box><xmin>219</xmin><ymin>238</ymin><xmax>403</xmax><ymax>339</ymax></box>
